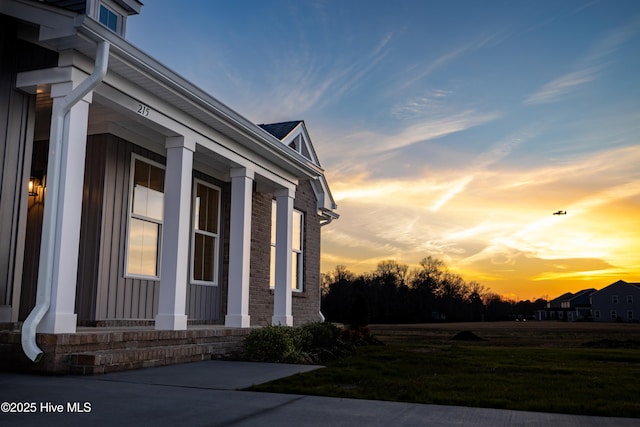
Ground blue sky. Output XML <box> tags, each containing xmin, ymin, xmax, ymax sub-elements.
<box><xmin>127</xmin><ymin>0</ymin><xmax>640</xmax><ymax>300</ymax></box>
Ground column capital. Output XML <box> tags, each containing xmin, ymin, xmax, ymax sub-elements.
<box><xmin>165</xmin><ymin>135</ymin><xmax>196</xmax><ymax>152</ymax></box>
<box><xmin>230</xmin><ymin>167</ymin><xmax>255</xmax><ymax>180</ymax></box>
<box><xmin>274</xmin><ymin>186</ymin><xmax>296</xmax><ymax>199</ymax></box>
<box><xmin>16</xmin><ymin>66</ymin><xmax>87</xmax><ymax>95</ymax></box>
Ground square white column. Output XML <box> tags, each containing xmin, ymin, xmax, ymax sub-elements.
<box><xmin>272</xmin><ymin>187</ymin><xmax>295</xmax><ymax>326</ymax></box>
<box><xmin>225</xmin><ymin>167</ymin><xmax>254</xmax><ymax>328</ymax></box>
<box><xmin>155</xmin><ymin>136</ymin><xmax>194</xmax><ymax>330</ymax></box>
<box><xmin>38</xmin><ymin>89</ymin><xmax>91</xmax><ymax>333</ymax></box>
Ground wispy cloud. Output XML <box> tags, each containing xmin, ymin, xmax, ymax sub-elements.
<box><xmin>338</xmin><ymin>109</ymin><xmax>502</xmax><ymax>158</ymax></box>
<box><xmin>390</xmin><ymin>89</ymin><xmax>452</xmax><ymax>119</ymax></box>
<box><xmin>524</xmin><ymin>16</ymin><xmax>640</xmax><ymax>105</ymax></box>
<box><xmin>523</xmin><ymin>66</ymin><xmax>601</xmax><ymax>105</ymax></box>
<box><xmin>243</xmin><ymin>32</ymin><xmax>395</xmax><ymax>122</ymax></box>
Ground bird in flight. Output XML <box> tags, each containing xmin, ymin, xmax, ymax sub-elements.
<box><xmin>553</xmin><ymin>210</ymin><xmax>567</xmax><ymax>215</ymax></box>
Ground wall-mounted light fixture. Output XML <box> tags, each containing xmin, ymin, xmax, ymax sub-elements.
<box><xmin>28</xmin><ymin>170</ymin><xmax>45</xmax><ymax>197</ymax></box>
<box><xmin>28</xmin><ymin>177</ymin><xmax>38</xmax><ymax>196</ymax></box>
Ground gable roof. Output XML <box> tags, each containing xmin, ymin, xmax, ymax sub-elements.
<box><xmin>259</xmin><ymin>121</ymin><xmax>301</xmax><ymax>140</ymax></box>
<box><xmin>260</xmin><ymin>120</ymin><xmax>337</xmax><ymax>217</ymax></box>
<box><xmin>591</xmin><ymin>280</ymin><xmax>640</xmax><ymax>295</ymax></box>
<box><xmin>259</xmin><ymin>121</ymin><xmax>320</xmax><ymax>165</ymax></box>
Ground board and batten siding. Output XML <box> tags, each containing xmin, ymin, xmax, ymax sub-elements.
<box><xmin>0</xmin><ymin>16</ymin><xmax>56</xmax><ymax>322</ymax></box>
<box><xmin>79</xmin><ymin>134</ymin><xmax>223</xmax><ymax>322</ymax></box>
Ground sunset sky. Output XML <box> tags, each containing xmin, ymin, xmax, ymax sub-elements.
<box><xmin>127</xmin><ymin>0</ymin><xmax>640</xmax><ymax>301</ymax></box>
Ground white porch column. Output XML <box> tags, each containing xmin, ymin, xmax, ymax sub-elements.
<box><xmin>155</xmin><ymin>136</ymin><xmax>194</xmax><ymax>330</ymax></box>
<box><xmin>225</xmin><ymin>167</ymin><xmax>254</xmax><ymax>328</ymax></box>
<box><xmin>272</xmin><ymin>187</ymin><xmax>295</xmax><ymax>326</ymax></box>
<box><xmin>38</xmin><ymin>84</ymin><xmax>91</xmax><ymax>333</ymax></box>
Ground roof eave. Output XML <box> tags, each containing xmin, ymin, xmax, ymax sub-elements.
<box><xmin>76</xmin><ymin>20</ymin><xmax>323</xmax><ymax>178</ymax></box>
<box><xmin>13</xmin><ymin>3</ymin><xmax>324</xmax><ymax>180</ymax></box>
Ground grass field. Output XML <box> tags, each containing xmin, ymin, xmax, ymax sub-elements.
<box><xmin>248</xmin><ymin>322</ymin><xmax>640</xmax><ymax>418</ymax></box>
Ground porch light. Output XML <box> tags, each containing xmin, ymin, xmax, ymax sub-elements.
<box><xmin>28</xmin><ymin>172</ymin><xmax>45</xmax><ymax>197</ymax></box>
<box><xmin>28</xmin><ymin>177</ymin><xmax>37</xmax><ymax>196</ymax></box>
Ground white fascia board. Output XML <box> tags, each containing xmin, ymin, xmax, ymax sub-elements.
<box><xmin>74</xmin><ymin>19</ymin><xmax>323</xmax><ymax>179</ymax></box>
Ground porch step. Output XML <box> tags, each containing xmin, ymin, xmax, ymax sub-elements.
<box><xmin>70</xmin><ymin>342</ymin><xmax>235</xmax><ymax>375</ymax></box>
<box><xmin>0</xmin><ymin>326</ymin><xmax>250</xmax><ymax>375</ymax></box>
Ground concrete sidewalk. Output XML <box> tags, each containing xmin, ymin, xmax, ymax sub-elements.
<box><xmin>1</xmin><ymin>360</ymin><xmax>637</xmax><ymax>426</ymax></box>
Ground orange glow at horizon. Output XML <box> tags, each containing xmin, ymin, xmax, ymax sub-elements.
<box><xmin>320</xmin><ymin>145</ymin><xmax>640</xmax><ymax>301</ymax></box>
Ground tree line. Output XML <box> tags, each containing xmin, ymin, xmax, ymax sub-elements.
<box><xmin>321</xmin><ymin>257</ymin><xmax>547</xmax><ymax>325</ymax></box>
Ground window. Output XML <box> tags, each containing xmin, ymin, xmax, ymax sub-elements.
<box><xmin>594</xmin><ymin>310</ymin><xmax>600</xmax><ymax>320</ymax></box>
<box><xmin>269</xmin><ymin>201</ymin><xmax>304</xmax><ymax>292</ymax></box>
<box><xmin>627</xmin><ymin>295</ymin><xmax>634</xmax><ymax>304</ymax></box>
<box><xmin>269</xmin><ymin>201</ymin><xmax>277</xmax><ymax>289</ymax></box>
<box><xmin>126</xmin><ymin>156</ymin><xmax>164</xmax><ymax>278</ymax></box>
<box><xmin>628</xmin><ymin>311</ymin><xmax>634</xmax><ymax>320</ymax></box>
<box><xmin>292</xmin><ymin>209</ymin><xmax>304</xmax><ymax>292</ymax></box>
<box><xmin>612</xmin><ymin>295</ymin><xmax>619</xmax><ymax>304</ymax></box>
<box><xmin>611</xmin><ymin>310</ymin><xmax>617</xmax><ymax>320</ymax></box>
<box><xmin>191</xmin><ymin>181</ymin><xmax>220</xmax><ymax>285</ymax></box>
<box><xmin>99</xmin><ymin>4</ymin><xmax>119</xmax><ymax>32</ymax></box>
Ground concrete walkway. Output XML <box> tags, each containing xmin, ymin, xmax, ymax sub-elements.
<box><xmin>1</xmin><ymin>360</ymin><xmax>637</xmax><ymax>426</ymax></box>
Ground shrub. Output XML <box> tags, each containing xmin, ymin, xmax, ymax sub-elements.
<box><xmin>242</xmin><ymin>326</ymin><xmax>298</xmax><ymax>363</ymax></box>
<box><xmin>300</xmin><ymin>322</ymin><xmax>345</xmax><ymax>362</ymax></box>
<box><xmin>242</xmin><ymin>322</ymin><xmax>381</xmax><ymax>364</ymax></box>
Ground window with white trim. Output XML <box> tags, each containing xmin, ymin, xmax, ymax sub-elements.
<box><xmin>628</xmin><ymin>311</ymin><xmax>634</xmax><ymax>320</ymax></box>
<box><xmin>611</xmin><ymin>310</ymin><xmax>617</xmax><ymax>320</ymax></box>
<box><xmin>612</xmin><ymin>295</ymin><xmax>619</xmax><ymax>304</ymax></box>
<box><xmin>627</xmin><ymin>295</ymin><xmax>634</xmax><ymax>304</ymax></box>
<box><xmin>126</xmin><ymin>156</ymin><xmax>164</xmax><ymax>278</ymax></box>
<box><xmin>594</xmin><ymin>310</ymin><xmax>600</xmax><ymax>320</ymax></box>
<box><xmin>292</xmin><ymin>209</ymin><xmax>303</xmax><ymax>291</ymax></box>
<box><xmin>269</xmin><ymin>201</ymin><xmax>304</xmax><ymax>292</ymax></box>
<box><xmin>98</xmin><ymin>3</ymin><xmax>120</xmax><ymax>32</ymax></box>
<box><xmin>191</xmin><ymin>180</ymin><xmax>220</xmax><ymax>285</ymax></box>
<box><xmin>270</xmin><ymin>201</ymin><xmax>277</xmax><ymax>289</ymax></box>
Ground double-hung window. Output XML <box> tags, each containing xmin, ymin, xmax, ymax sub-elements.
<box><xmin>291</xmin><ymin>209</ymin><xmax>303</xmax><ymax>291</ymax></box>
<box><xmin>192</xmin><ymin>180</ymin><xmax>220</xmax><ymax>285</ymax></box>
<box><xmin>126</xmin><ymin>156</ymin><xmax>165</xmax><ymax>278</ymax></box>
<box><xmin>269</xmin><ymin>201</ymin><xmax>304</xmax><ymax>292</ymax></box>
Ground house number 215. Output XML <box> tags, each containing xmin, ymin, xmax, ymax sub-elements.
<box><xmin>136</xmin><ymin>103</ymin><xmax>150</xmax><ymax>117</ymax></box>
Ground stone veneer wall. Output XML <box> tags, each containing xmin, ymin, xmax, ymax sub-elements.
<box><xmin>248</xmin><ymin>180</ymin><xmax>321</xmax><ymax>326</ymax></box>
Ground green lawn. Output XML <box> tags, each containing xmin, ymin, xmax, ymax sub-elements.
<box><xmin>248</xmin><ymin>322</ymin><xmax>640</xmax><ymax>418</ymax></box>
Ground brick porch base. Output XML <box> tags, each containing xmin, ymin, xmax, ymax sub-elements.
<box><xmin>0</xmin><ymin>323</ymin><xmax>250</xmax><ymax>375</ymax></box>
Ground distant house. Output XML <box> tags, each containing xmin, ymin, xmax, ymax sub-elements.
<box><xmin>537</xmin><ymin>289</ymin><xmax>596</xmax><ymax>321</ymax></box>
<box><xmin>0</xmin><ymin>0</ymin><xmax>338</xmax><ymax>363</ymax></box>
<box><xmin>590</xmin><ymin>281</ymin><xmax>640</xmax><ymax>323</ymax></box>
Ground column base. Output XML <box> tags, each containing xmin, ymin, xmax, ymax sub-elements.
<box><xmin>225</xmin><ymin>314</ymin><xmax>251</xmax><ymax>328</ymax></box>
<box><xmin>272</xmin><ymin>315</ymin><xmax>293</xmax><ymax>326</ymax></box>
<box><xmin>155</xmin><ymin>314</ymin><xmax>188</xmax><ymax>330</ymax></box>
<box><xmin>37</xmin><ymin>312</ymin><xmax>77</xmax><ymax>334</ymax></box>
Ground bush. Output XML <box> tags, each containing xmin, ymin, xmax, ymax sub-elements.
<box><xmin>242</xmin><ymin>326</ymin><xmax>299</xmax><ymax>363</ymax></box>
<box><xmin>300</xmin><ymin>322</ymin><xmax>345</xmax><ymax>362</ymax></box>
<box><xmin>242</xmin><ymin>322</ymin><xmax>381</xmax><ymax>364</ymax></box>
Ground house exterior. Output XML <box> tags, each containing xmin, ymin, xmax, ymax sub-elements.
<box><xmin>538</xmin><ymin>289</ymin><xmax>596</xmax><ymax>321</ymax></box>
<box><xmin>0</xmin><ymin>0</ymin><xmax>337</xmax><ymax>362</ymax></box>
<box><xmin>590</xmin><ymin>281</ymin><xmax>640</xmax><ymax>323</ymax></box>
